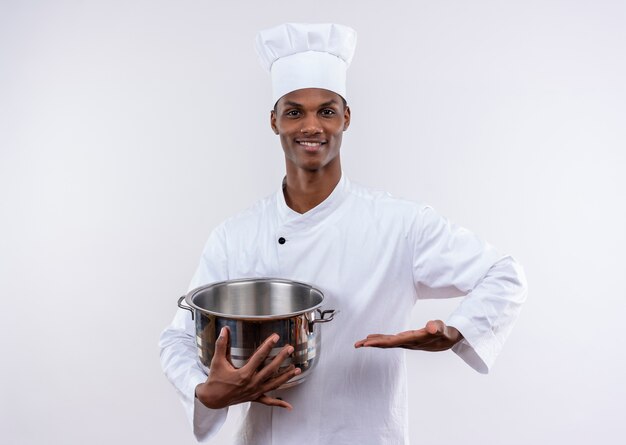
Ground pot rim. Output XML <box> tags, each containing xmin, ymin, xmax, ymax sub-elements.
<box><xmin>185</xmin><ymin>277</ymin><xmax>325</xmax><ymax>320</ymax></box>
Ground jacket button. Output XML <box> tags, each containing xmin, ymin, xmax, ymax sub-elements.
<box><xmin>278</xmin><ymin>237</ymin><xmax>286</xmax><ymax>245</ymax></box>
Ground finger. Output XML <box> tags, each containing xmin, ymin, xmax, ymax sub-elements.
<box><xmin>361</xmin><ymin>330</ymin><xmax>432</xmax><ymax>348</ymax></box>
<box><xmin>354</xmin><ymin>339</ymin><xmax>369</xmax><ymax>348</ymax></box>
<box><xmin>256</xmin><ymin>394</ymin><xmax>293</xmax><ymax>410</ymax></box>
<box><xmin>260</xmin><ymin>366</ymin><xmax>301</xmax><ymax>394</ymax></box>
<box><xmin>358</xmin><ymin>334</ymin><xmax>405</xmax><ymax>348</ymax></box>
<box><xmin>354</xmin><ymin>334</ymin><xmax>385</xmax><ymax>348</ymax></box>
<box><xmin>225</xmin><ymin>326</ymin><xmax>232</xmax><ymax>364</ymax></box>
<box><xmin>211</xmin><ymin>326</ymin><xmax>231</xmax><ymax>368</ymax></box>
<box><xmin>274</xmin><ymin>362</ymin><xmax>298</xmax><ymax>377</ymax></box>
<box><xmin>356</xmin><ymin>334</ymin><xmax>397</xmax><ymax>348</ymax></box>
<box><xmin>255</xmin><ymin>345</ymin><xmax>294</xmax><ymax>382</ymax></box>
<box><xmin>243</xmin><ymin>333</ymin><xmax>280</xmax><ymax>372</ymax></box>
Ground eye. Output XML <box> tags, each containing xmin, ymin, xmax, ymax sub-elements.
<box><xmin>320</xmin><ymin>108</ymin><xmax>337</xmax><ymax>117</ymax></box>
<box><xmin>285</xmin><ymin>109</ymin><xmax>301</xmax><ymax>117</ymax></box>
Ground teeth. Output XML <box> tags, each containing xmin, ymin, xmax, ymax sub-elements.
<box><xmin>299</xmin><ymin>141</ymin><xmax>322</xmax><ymax>146</ymax></box>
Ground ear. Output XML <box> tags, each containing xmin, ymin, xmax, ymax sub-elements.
<box><xmin>343</xmin><ymin>105</ymin><xmax>351</xmax><ymax>131</ymax></box>
<box><xmin>270</xmin><ymin>109</ymin><xmax>279</xmax><ymax>135</ymax></box>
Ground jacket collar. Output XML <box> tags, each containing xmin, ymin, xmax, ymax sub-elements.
<box><xmin>276</xmin><ymin>173</ymin><xmax>350</xmax><ymax>229</ymax></box>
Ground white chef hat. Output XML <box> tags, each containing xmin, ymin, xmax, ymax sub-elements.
<box><xmin>255</xmin><ymin>23</ymin><xmax>357</xmax><ymax>105</ymax></box>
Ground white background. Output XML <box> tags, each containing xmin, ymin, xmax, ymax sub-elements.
<box><xmin>1</xmin><ymin>1</ymin><xmax>625</xmax><ymax>444</ymax></box>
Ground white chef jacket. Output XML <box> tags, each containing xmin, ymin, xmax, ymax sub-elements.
<box><xmin>159</xmin><ymin>174</ymin><xmax>527</xmax><ymax>444</ymax></box>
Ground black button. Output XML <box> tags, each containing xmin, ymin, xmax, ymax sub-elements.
<box><xmin>278</xmin><ymin>237</ymin><xmax>286</xmax><ymax>245</ymax></box>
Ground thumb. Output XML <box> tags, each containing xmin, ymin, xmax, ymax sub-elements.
<box><xmin>425</xmin><ymin>320</ymin><xmax>446</xmax><ymax>336</ymax></box>
<box><xmin>212</xmin><ymin>326</ymin><xmax>230</xmax><ymax>366</ymax></box>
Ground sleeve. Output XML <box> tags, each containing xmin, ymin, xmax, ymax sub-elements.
<box><xmin>158</xmin><ymin>225</ymin><xmax>230</xmax><ymax>442</ymax></box>
<box><xmin>409</xmin><ymin>205</ymin><xmax>527</xmax><ymax>374</ymax></box>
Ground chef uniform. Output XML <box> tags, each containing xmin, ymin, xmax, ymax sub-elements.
<box><xmin>159</xmin><ymin>23</ymin><xmax>527</xmax><ymax>445</ymax></box>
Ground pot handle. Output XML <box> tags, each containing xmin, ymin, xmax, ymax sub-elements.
<box><xmin>311</xmin><ymin>308</ymin><xmax>338</xmax><ymax>324</ymax></box>
<box><xmin>177</xmin><ymin>296</ymin><xmax>194</xmax><ymax>321</ymax></box>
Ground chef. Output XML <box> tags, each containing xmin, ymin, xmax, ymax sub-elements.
<box><xmin>159</xmin><ymin>23</ymin><xmax>527</xmax><ymax>445</ymax></box>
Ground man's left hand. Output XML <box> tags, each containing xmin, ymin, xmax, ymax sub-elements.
<box><xmin>354</xmin><ymin>320</ymin><xmax>463</xmax><ymax>352</ymax></box>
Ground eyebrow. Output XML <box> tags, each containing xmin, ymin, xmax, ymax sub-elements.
<box><xmin>318</xmin><ymin>100</ymin><xmax>340</xmax><ymax>108</ymax></box>
<box><xmin>282</xmin><ymin>99</ymin><xmax>340</xmax><ymax>109</ymax></box>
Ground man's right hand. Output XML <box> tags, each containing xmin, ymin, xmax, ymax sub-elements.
<box><xmin>195</xmin><ymin>326</ymin><xmax>300</xmax><ymax>410</ymax></box>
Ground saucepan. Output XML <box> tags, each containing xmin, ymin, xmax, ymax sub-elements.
<box><xmin>177</xmin><ymin>277</ymin><xmax>336</xmax><ymax>389</ymax></box>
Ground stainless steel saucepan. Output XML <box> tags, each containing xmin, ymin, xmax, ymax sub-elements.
<box><xmin>177</xmin><ymin>277</ymin><xmax>336</xmax><ymax>389</ymax></box>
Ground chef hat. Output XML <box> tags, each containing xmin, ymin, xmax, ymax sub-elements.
<box><xmin>255</xmin><ymin>23</ymin><xmax>357</xmax><ymax>105</ymax></box>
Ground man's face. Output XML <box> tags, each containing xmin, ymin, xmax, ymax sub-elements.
<box><xmin>271</xmin><ymin>88</ymin><xmax>351</xmax><ymax>173</ymax></box>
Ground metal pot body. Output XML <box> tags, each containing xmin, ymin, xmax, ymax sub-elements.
<box><xmin>177</xmin><ymin>278</ymin><xmax>335</xmax><ymax>389</ymax></box>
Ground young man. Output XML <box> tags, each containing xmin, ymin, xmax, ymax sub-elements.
<box><xmin>160</xmin><ymin>23</ymin><xmax>527</xmax><ymax>444</ymax></box>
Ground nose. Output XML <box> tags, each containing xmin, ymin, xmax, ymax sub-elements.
<box><xmin>300</xmin><ymin>115</ymin><xmax>323</xmax><ymax>135</ymax></box>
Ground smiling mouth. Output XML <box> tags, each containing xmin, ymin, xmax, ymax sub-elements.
<box><xmin>297</xmin><ymin>141</ymin><xmax>326</xmax><ymax>147</ymax></box>
<box><xmin>296</xmin><ymin>140</ymin><xmax>327</xmax><ymax>153</ymax></box>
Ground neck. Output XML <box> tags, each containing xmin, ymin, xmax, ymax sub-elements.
<box><xmin>283</xmin><ymin>161</ymin><xmax>342</xmax><ymax>214</ymax></box>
